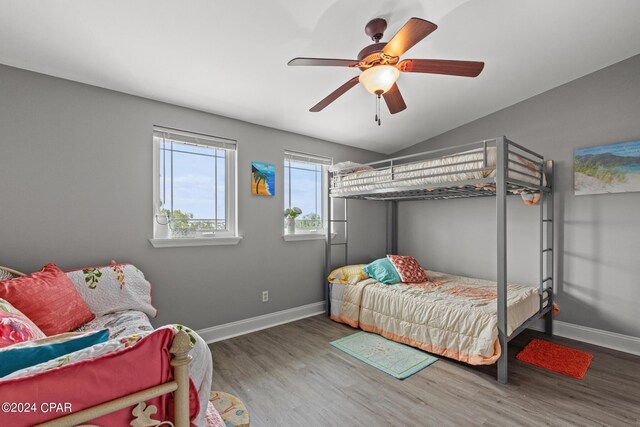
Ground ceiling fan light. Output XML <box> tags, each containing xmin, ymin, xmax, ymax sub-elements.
<box><xmin>359</xmin><ymin>65</ymin><xmax>400</xmax><ymax>95</ymax></box>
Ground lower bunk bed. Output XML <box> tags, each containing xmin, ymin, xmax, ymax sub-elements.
<box><xmin>329</xmin><ymin>268</ymin><xmax>554</xmax><ymax>365</ymax></box>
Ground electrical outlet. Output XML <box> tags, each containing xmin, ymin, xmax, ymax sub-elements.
<box><xmin>262</xmin><ymin>291</ymin><xmax>269</xmax><ymax>302</ymax></box>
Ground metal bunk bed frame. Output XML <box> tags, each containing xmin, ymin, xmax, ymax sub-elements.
<box><xmin>325</xmin><ymin>136</ymin><xmax>554</xmax><ymax>384</ymax></box>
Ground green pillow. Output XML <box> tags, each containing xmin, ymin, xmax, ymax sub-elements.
<box><xmin>363</xmin><ymin>258</ymin><xmax>401</xmax><ymax>284</ymax></box>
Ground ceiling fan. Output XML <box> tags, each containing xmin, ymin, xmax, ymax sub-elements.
<box><xmin>288</xmin><ymin>17</ymin><xmax>485</xmax><ymax>124</ymax></box>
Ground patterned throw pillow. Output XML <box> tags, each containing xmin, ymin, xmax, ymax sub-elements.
<box><xmin>386</xmin><ymin>255</ymin><xmax>428</xmax><ymax>283</ymax></box>
<box><xmin>328</xmin><ymin>264</ymin><xmax>369</xmax><ymax>284</ymax></box>
<box><xmin>0</xmin><ymin>298</ymin><xmax>46</xmax><ymax>348</ymax></box>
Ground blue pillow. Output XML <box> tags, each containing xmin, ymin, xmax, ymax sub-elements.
<box><xmin>363</xmin><ymin>258</ymin><xmax>401</xmax><ymax>284</ymax></box>
<box><xmin>0</xmin><ymin>329</ymin><xmax>109</xmax><ymax>377</ymax></box>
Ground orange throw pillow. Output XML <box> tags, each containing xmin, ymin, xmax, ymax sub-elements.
<box><xmin>0</xmin><ymin>263</ymin><xmax>95</xmax><ymax>336</ymax></box>
<box><xmin>386</xmin><ymin>255</ymin><xmax>428</xmax><ymax>283</ymax></box>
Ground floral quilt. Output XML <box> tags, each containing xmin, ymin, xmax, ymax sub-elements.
<box><xmin>65</xmin><ymin>263</ymin><xmax>157</xmax><ymax>318</ymax></box>
<box><xmin>76</xmin><ymin>310</ymin><xmax>154</xmax><ymax>340</ymax></box>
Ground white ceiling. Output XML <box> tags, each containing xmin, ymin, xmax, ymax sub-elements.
<box><xmin>1</xmin><ymin>1</ymin><xmax>639</xmax><ymax>154</ymax></box>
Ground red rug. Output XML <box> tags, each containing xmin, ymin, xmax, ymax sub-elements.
<box><xmin>516</xmin><ymin>339</ymin><xmax>593</xmax><ymax>379</ymax></box>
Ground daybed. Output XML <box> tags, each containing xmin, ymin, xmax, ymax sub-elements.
<box><xmin>0</xmin><ymin>263</ymin><xmax>224</xmax><ymax>427</ymax></box>
<box><xmin>326</xmin><ymin>137</ymin><xmax>555</xmax><ymax>384</ymax></box>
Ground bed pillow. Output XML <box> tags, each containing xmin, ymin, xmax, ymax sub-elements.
<box><xmin>328</xmin><ymin>264</ymin><xmax>369</xmax><ymax>285</ymax></box>
<box><xmin>0</xmin><ymin>298</ymin><xmax>46</xmax><ymax>348</ymax></box>
<box><xmin>65</xmin><ymin>262</ymin><xmax>157</xmax><ymax>318</ymax></box>
<box><xmin>363</xmin><ymin>258</ymin><xmax>402</xmax><ymax>285</ymax></box>
<box><xmin>387</xmin><ymin>255</ymin><xmax>429</xmax><ymax>283</ymax></box>
<box><xmin>0</xmin><ymin>263</ymin><xmax>95</xmax><ymax>336</ymax></box>
<box><xmin>0</xmin><ymin>328</ymin><xmax>109</xmax><ymax>377</ymax></box>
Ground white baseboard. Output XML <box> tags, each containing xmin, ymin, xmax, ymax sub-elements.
<box><xmin>197</xmin><ymin>301</ymin><xmax>326</xmax><ymax>344</ymax></box>
<box><xmin>528</xmin><ymin>320</ymin><xmax>640</xmax><ymax>356</ymax></box>
<box><xmin>197</xmin><ymin>302</ymin><xmax>639</xmax><ymax>356</ymax></box>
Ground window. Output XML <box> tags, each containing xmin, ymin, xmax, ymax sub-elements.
<box><xmin>284</xmin><ymin>150</ymin><xmax>332</xmax><ymax>237</ymax></box>
<box><xmin>151</xmin><ymin>127</ymin><xmax>239</xmax><ymax>246</ymax></box>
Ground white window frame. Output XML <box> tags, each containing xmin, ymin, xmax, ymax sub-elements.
<box><xmin>283</xmin><ymin>150</ymin><xmax>332</xmax><ymax>242</ymax></box>
<box><xmin>150</xmin><ymin>126</ymin><xmax>240</xmax><ymax>248</ymax></box>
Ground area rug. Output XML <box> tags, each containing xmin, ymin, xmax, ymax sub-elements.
<box><xmin>516</xmin><ymin>339</ymin><xmax>593</xmax><ymax>379</ymax></box>
<box><xmin>209</xmin><ymin>391</ymin><xmax>249</xmax><ymax>427</ymax></box>
<box><xmin>330</xmin><ymin>331</ymin><xmax>437</xmax><ymax>379</ymax></box>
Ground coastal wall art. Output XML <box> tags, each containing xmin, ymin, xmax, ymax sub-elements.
<box><xmin>251</xmin><ymin>161</ymin><xmax>275</xmax><ymax>196</ymax></box>
<box><xmin>574</xmin><ymin>140</ymin><xmax>640</xmax><ymax>195</ymax></box>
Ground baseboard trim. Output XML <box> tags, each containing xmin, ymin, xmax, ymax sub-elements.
<box><xmin>528</xmin><ymin>320</ymin><xmax>640</xmax><ymax>356</ymax></box>
<box><xmin>197</xmin><ymin>301</ymin><xmax>326</xmax><ymax>344</ymax></box>
<box><xmin>197</xmin><ymin>303</ymin><xmax>639</xmax><ymax>356</ymax></box>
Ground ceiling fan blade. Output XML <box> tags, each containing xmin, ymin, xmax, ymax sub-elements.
<box><xmin>382</xmin><ymin>18</ymin><xmax>437</xmax><ymax>57</ymax></box>
<box><xmin>398</xmin><ymin>59</ymin><xmax>485</xmax><ymax>77</ymax></box>
<box><xmin>310</xmin><ymin>77</ymin><xmax>360</xmax><ymax>112</ymax></box>
<box><xmin>383</xmin><ymin>83</ymin><xmax>407</xmax><ymax>114</ymax></box>
<box><xmin>288</xmin><ymin>57</ymin><xmax>359</xmax><ymax>67</ymax></box>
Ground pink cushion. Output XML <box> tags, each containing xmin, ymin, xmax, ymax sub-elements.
<box><xmin>0</xmin><ymin>298</ymin><xmax>46</xmax><ymax>348</ymax></box>
<box><xmin>386</xmin><ymin>255</ymin><xmax>428</xmax><ymax>283</ymax></box>
<box><xmin>0</xmin><ymin>263</ymin><xmax>95</xmax><ymax>336</ymax></box>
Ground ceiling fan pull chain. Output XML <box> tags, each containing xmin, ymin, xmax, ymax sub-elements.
<box><xmin>374</xmin><ymin>95</ymin><xmax>378</xmax><ymax>123</ymax></box>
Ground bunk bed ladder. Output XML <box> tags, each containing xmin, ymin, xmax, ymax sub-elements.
<box><xmin>541</xmin><ymin>160</ymin><xmax>554</xmax><ymax>335</ymax></box>
<box><xmin>326</xmin><ymin>184</ymin><xmax>349</xmax><ymax>316</ymax></box>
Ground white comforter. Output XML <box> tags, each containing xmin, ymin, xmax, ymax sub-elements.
<box><xmin>331</xmin><ymin>147</ymin><xmax>543</xmax><ymax>196</ymax></box>
<box><xmin>331</xmin><ymin>270</ymin><xmax>543</xmax><ymax>365</ymax></box>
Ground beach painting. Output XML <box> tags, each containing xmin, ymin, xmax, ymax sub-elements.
<box><xmin>251</xmin><ymin>161</ymin><xmax>275</xmax><ymax>196</ymax></box>
<box><xmin>574</xmin><ymin>140</ymin><xmax>640</xmax><ymax>195</ymax></box>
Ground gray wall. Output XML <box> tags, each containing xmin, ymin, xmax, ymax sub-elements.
<box><xmin>0</xmin><ymin>64</ymin><xmax>387</xmax><ymax>330</ymax></box>
<box><xmin>392</xmin><ymin>54</ymin><xmax>640</xmax><ymax>338</ymax></box>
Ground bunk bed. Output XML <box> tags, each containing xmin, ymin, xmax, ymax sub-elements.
<box><xmin>325</xmin><ymin>136</ymin><xmax>554</xmax><ymax>384</ymax></box>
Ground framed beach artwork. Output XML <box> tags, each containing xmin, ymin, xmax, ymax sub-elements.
<box><xmin>574</xmin><ymin>140</ymin><xmax>640</xmax><ymax>195</ymax></box>
<box><xmin>251</xmin><ymin>161</ymin><xmax>275</xmax><ymax>196</ymax></box>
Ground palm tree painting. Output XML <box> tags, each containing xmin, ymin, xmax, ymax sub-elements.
<box><xmin>251</xmin><ymin>161</ymin><xmax>275</xmax><ymax>196</ymax></box>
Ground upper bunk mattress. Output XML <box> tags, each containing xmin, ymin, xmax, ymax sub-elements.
<box><xmin>330</xmin><ymin>147</ymin><xmax>543</xmax><ymax>197</ymax></box>
<box><xmin>330</xmin><ymin>270</ymin><xmax>543</xmax><ymax>365</ymax></box>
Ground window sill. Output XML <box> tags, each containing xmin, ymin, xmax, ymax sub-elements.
<box><xmin>282</xmin><ymin>233</ymin><xmax>326</xmax><ymax>242</ymax></box>
<box><xmin>149</xmin><ymin>236</ymin><xmax>242</xmax><ymax>248</ymax></box>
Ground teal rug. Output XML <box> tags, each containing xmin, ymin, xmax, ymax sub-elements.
<box><xmin>330</xmin><ymin>332</ymin><xmax>437</xmax><ymax>379</ymax></box>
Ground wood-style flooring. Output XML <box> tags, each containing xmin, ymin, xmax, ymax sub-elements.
<box><xmin>209</xmin><ymin>315</ymin><xmax>640</xmax><ymax>427</ymax></box>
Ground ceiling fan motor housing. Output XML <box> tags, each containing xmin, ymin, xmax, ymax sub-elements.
<box><xmin>365</xmin><ymin>18</ymin><xmax>387</xmax><ymax>42</ymax></box>
<box><xmin>357</xmin><ymin>43</ymin><xmax>398</xmax><ymax>70</ymax></box>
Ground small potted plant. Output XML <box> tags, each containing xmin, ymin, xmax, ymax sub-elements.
<box><xmin>284</xmin><ymin>207</ymin><xmax>302</xmax><ymax>234</ymax></box>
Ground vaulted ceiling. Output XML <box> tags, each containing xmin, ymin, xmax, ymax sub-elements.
<box><xmin>1</xmin><ymin>0</ymin><xmax>639</xmax><ymax>153</ymax></box>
